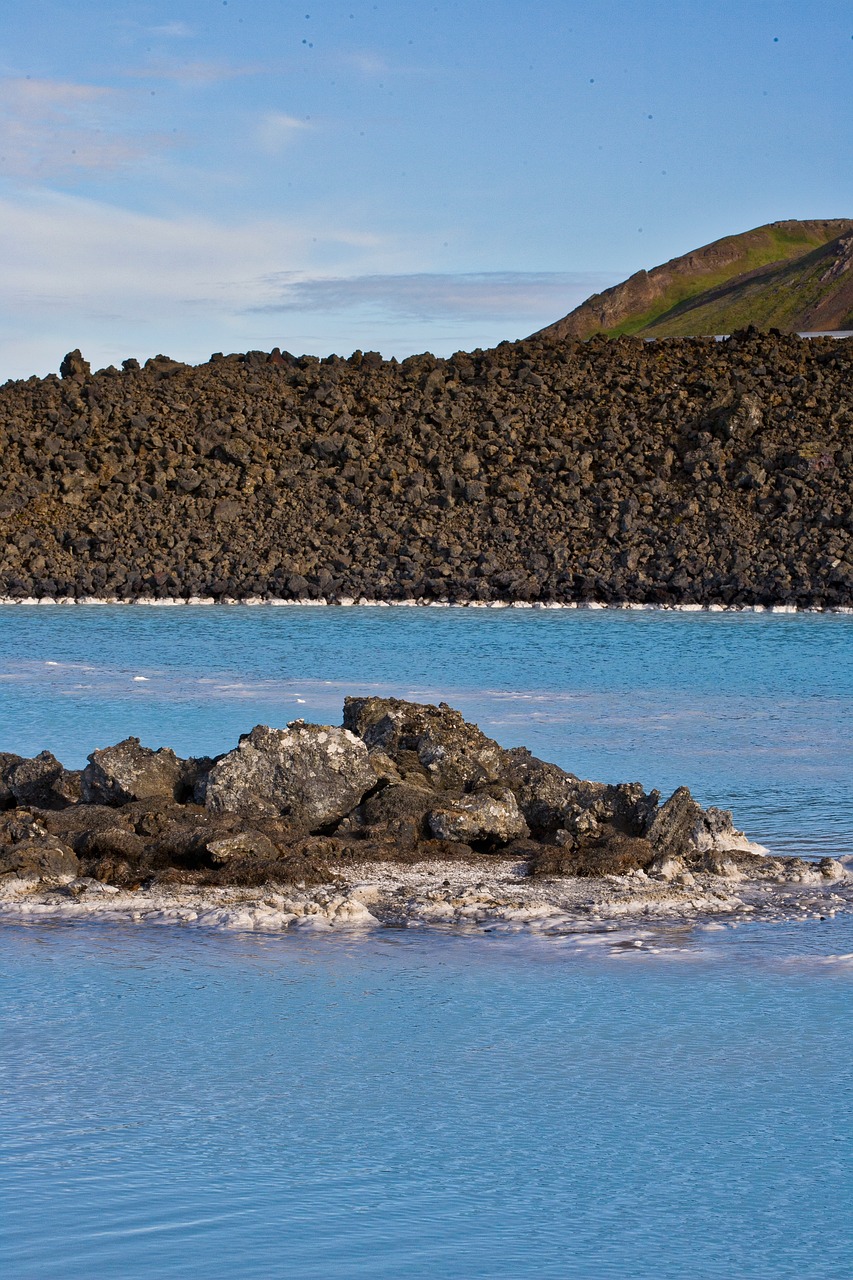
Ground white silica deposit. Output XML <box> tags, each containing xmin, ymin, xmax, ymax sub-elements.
<box><xmin>1</xmin><ymin>855</ymin><xmax>849</xmax><ymax>937</ymax></box>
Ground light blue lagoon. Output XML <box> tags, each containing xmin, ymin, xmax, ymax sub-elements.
<box><xmin>1</xmin><ymin>605</ymin><xmax>852</xmax><ymax>1278</ymax></box>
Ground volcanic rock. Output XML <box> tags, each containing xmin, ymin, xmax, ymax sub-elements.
<box><xmin>3</xmin><ymin>751</ymin><xmax>81</xmax><ymax>809</ymax></box>
<box><xmin>427</xmin><ymin>789</ymin><xmax>529</xmax><ymax>844</ymax></box>
<box><xmin>82</xmin><ymin>738</ymin><xmax>186</xmax><ymax>805</ymax></box>
<box><xmin>343</xmin><ymin>696</ymin><xmax>506</xmax><ymax>792</ymax></box>
<box><xmin>200</xmin><ymin>722</ymin><xmax>376</xmax><ymax>829</ymax></box>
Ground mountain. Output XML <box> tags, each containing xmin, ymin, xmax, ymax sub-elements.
<box><xmin>535</xmin><ymin>219</ymin><xmax>853</xmax><ymax>341</ymax></box>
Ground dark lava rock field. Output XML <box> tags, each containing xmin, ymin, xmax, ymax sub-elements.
<box><xmin>0</xmin><ymin>327</ymin><xmax>851</xmax><ymax>607</ymax></box>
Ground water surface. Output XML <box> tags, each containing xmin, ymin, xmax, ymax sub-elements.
<box><xmin>1</xmin><ymin>919</ymin><xmax>852</xmax><ymax>1280</ymax></box>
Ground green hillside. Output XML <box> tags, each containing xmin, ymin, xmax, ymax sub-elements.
<box><xmin>536</xmin><ymin>219</ymin><xmax>853</xmax><ymax>341</ymax></box>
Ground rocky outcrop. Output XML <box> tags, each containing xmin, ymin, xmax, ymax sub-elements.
<box><xmin>343</xmin><ymin>697</ymin><xmax>507</xmax><ymax>791</ymax></box>
<box><xmin>0</xmin><ymin>698</ymin><xmax>832</xmax><ymax>894</ymax></box>
<box><xmin>0</xmin><ymin>328</ymin><xmax>851</xmax><ymax>609</ymax></box>
<box><xmin>646</xmin><ymin>786</ymin><xmax>754</xmax><ymax>861</ymax></box>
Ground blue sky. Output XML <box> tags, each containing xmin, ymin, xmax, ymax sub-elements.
<box><xmin>1</xmin><ymin>0</ymin><xmax>851</xmax><ymax>378</ymax></box>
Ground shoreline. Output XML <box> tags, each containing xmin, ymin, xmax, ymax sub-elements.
<box><xmin>2</xmin><ymin>595</ymin><xmax>852</xmax><ymax>614</ymax></box>
<box><xmin>2</xmin><ymin>857</ymin><xmax>851</xmax><ymax>936</ymax></box>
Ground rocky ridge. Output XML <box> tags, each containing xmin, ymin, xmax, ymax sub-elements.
<box><xmin>0</xmin><ymin>699</ymin><xmax>845</xmax><ymax>912</ymax></box>
<box><xmin>1</xmin><ymin>328</ymin><xmax>852</xmax><ymax>608</ymax></box>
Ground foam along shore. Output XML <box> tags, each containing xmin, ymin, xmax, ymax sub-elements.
<box><xmin>1</xmin><ymin>596</ymin><xmax>851</xmax><ymax>614</ymax></box>
<box><xmin>1</xmin><ymin>697</ymin><xmax>849</xmax><ymax>934</ymax></box>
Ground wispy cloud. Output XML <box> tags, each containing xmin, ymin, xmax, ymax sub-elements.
<box><xmin>0</xmin><ymin>76</ymin><xmax>162</xmax><ymax>177</ymax></box>
<box><xmin>256</xmin><ymin>111</ymin><xmax>311</xmax><ymax>154</ymax></box>
<box><xmin>125</xmin><ymin>60</ymin><xmax>264</xmax><ymax>88</ymax></box>
<box><xmin>0</xmin><ymin>191</ymin><xmax>617</xmax><ymax>379</ymax></box>
<box><xmin>0</xmin><ymin>189</ymin><xmax>396</xmax><ymax>376</ymax></box>
<box><xmin>338</xmin><ymin>51</ymin><xmax>390</xmax><ymax>76</ymax></box>
<box><xmin>252</xmin><ymin>271</ymin><xmax>617</xmax><ymax>321</ymax></box>
<box><xmin>149</xmin><ymin>22</ymin><xmax>194</xmax><ymax>39</ymax></box>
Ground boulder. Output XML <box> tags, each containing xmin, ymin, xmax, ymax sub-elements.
<box><xmin>81</xmin><ymin>738</ymin><xmax>185</xmax><ymax>805</ymax></box>
<box><xmin>496</xmin><ymin>748</ymin><xmax>587</xmax><ymax>833</ymax></box>
<box><xmin>200</xmin><ymin>722</ymin><xmax>376</xmax><ymax>830</ymax></box>
<box><xmin>427</xmin><ymin>789</ymin><xmax>529</xmax><ymax>845</ymax></box>
<box><xmin>343</xmin><ymin>696</ymin><xmax>506</xmax><ymax>792</ymax></box>
<box><xmin>353</xmin><ymin>781</ymin><xmax>437</xmax><ymax>847</ymax></box>
<box><xmin>0</xmin><ymin>838</ymin><xmax>79</xmax><ymax>881</ymax></box>
<box><xmin>5</xmin><ymin>751</ymin><xmax>81</xmax><ymax>809</ymax></box>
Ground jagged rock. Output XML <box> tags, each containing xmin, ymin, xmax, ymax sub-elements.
<box><xmin>498</xmin><ymin>748</ymin><xmax>659</xmax><ymax>837</ymax></box>
<box><xmin>343</xmin><ymin>696</ymin><xmax>506</xmax><ymax>791</ymax></box>
<box><xmin>497</xmin><ymin>748</ymin><xmax>586</xmax><ymax>833</ymax></box>
<box><xmin>646</xmin><ymin>787</ymin><xmax>704</xmax><ymax>856</ymax></box>
<box><xmin>81</xmin><ymin>738</ymin><xmax>185</xmax><ymax>805</ymax></box>
<box><xmin>427</xmin><ymin>789</ymin><xmax>529</xmax><ymax>845</ymax></box>
<box><xmin>59</xmin><ymin>349</ymin><xmax>91</xmax><ymax>381</ymax></box>
<box><xmin>4</xmin><ymin>751</ymin><xmax>81</xmax><ymax>810</ymax></box>
<box><xmin>200</xmin><ymin>722</ymin><xmax>376</xmax><ymax>829</ymax></box>
<box><xmin>647</xmin><ymin>786</ymin><xmax>755</xmax><ymax>860</ymax></box>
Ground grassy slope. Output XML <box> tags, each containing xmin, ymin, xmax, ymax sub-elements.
<box><xmin>639</xmin><ymin>241</ymin><xmax>853</xmax><ymax>336</ymax></box>
<box><xmin>608</xmin><ymin>224</ymin><xmax>845</xmax><ymax>336</ymax></box>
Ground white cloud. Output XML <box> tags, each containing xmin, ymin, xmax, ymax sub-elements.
<box><xmin>0</xmin><ymin>76</ymin><xmax>161</xmax><ymax>177</ymax></box>
<box><xmin>0</xmin><ymin>189</ymin><xmax>391</xmax><ymax>376</ymax></box>
<box><xmin>149</xmin><ymin>22</ymin><xmax>194</xmax><ymax>38</ymax></box>
<box><xmin>0</xmin><ymin>189</ymin><xmax>616</xmax><ymax>379</ymax></box>
<box><xmin>256</xmin><ymin>111</ymin><xmax>311</xmax><ymax>154</ymax></box>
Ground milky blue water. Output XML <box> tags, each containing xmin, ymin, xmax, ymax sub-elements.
<box><xmin>1</xmin><ymin>606</ymin><xmax>852</xmax><ymax>1278</ymax></box>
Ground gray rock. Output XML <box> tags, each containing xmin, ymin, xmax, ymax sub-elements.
<box><xmin>82</xmin><ymin>738</ymin><xmax>185</xmax><ymax>805</ymax></box>
<box><xmin>201</xmin><ymin>722</ymin><xmax>376</xmax><ymax>830</ymax></box>
<box><xmin>646</xmin><ymin>787</ymin><xmax>703</xmax><ymax>857</ymax></box>
<box><xmin>0</xmin><ymin>752</ymin><xmax>22</xmax><ymax>809</ymax></box>
<box><xmin>5</xmin><ymin>752</ymin><xmax>81</xmax><ymax>809</ymax></box>
<box><xmin>428</xmin><ymin>789</ymin><xmax>529</xmax><ymax>845</ymax></box>
<box><xmin>491</xmin><ymin>749</ymin><xmax>659</xmax><ymax>839</ymax></box>
<box><xmin>0</xmin><ymin>838</ymin><xmax>79</xmax><ymax>880</ymax></box>
<box><xmin>343</xmin><ymin>696</ymin><xmax>506</xmax><ymax>791</ymax></box>
<box><xmin>203</xmin><ymin>831</ymin><xmax>278</xmax><ymax>867</ymax></box>
<box><xmin>497</xmin><ymin>748</ymin><xmax>587</xmax><ymax>833</ymax></box>
<box><xmin>647</xmin><ymin>786</ymin><xmax>756</xmax><ymax>860</ymax></box>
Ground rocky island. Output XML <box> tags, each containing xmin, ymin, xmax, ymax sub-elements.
<box><xmin>1</xmin><ymin>698</ymin><xmax>848</xmax><ymax>932</ymax></box>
